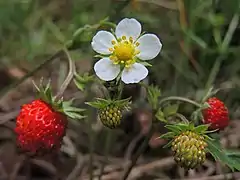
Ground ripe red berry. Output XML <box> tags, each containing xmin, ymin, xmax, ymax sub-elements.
<box><xmin>202</xmin><ymin>97</ymin><xmax>229</xmax><ymax>130</ymax></box>
<box><xmin>15</xmin><ymin>99</ymin><xmax>67</xmax><ymax>155</ymax></box>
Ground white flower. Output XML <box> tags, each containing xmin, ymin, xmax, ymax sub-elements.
<box><xmin>91</xmin><ymin>18</ymin><xmax>162</xmax><ymax>84</ymax></box>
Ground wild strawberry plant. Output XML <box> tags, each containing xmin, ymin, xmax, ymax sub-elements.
<box><xmin>14</xmin><ymin>17</ymin><xmax>240</xmax><ymax>179</ymax></box>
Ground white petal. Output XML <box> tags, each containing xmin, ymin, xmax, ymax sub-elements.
<box><xmin>115</xmin><ymin>18</ymin><xmax>141</xmax><ymax>40</ymax></box>
<box><xmin>94</xmin><ymin>58</ymin><xmax>120</xmax><ymax>81</ymax></box>
<box><xmin>121</xmin><ymin>63</ymin><xmax>148</xmax><ymax>84</ymax></box>
<box><xmin>91</xmin><ymin>31</ymin><xmax>116</xmax><ymax>55</ymax></box>
<box><xmin>136</xmin><ymin>34</ymin><xmax>162</xmax><ymax>60</ymax></box>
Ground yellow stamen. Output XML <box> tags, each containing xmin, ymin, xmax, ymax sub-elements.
<box><xmin>129</xmin><ymin>37</ymin><xmax>133</xmax><ymax>43</ymax></box>
<box><xmin>109</xmin><ymin>35</ymin><xmax>140</xmax><ymax>68</ymax></box>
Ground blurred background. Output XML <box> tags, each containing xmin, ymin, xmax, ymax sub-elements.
<box><xmin>0</xmin><ymin>0</ymin><xmax>240</xmax><ymax>179</ymax></box>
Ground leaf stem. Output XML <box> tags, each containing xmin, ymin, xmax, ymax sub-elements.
<box><xmin>159</xmin><ymin>96</ymin><xmax>202</xmax><ymax>108</ymax></box>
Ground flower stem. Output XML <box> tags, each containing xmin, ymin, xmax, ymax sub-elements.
<box><xmin>159</xmin><ymin>96</ymin><xmax>202</xmax><ymax>108</ymax></box>
<box><xmin>55</xmin><ymin>48</ymin><xmax>76</xmax><ymax>100</ymax></box>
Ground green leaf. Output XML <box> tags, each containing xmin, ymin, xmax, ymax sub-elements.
<box><xmin>206</xmin><ymin>138</ymin><xmax>240</xmax><ymax>171</ymax></box>
<box><xmin>155</xmin><ymin>109</ymin><xmax>167</xmax><ymax>123</ymax></box>
<box><xmin>158</xmin><ymin>132</ymin><xmax>175</xmax><ymax>139</ymax></box>
<box><xmin>225</xmin><ymin>150</ymin><xmax>240</xmax><ymax>170</ymax></box>
<box><xmin>163</xmin><ymin>104</ymin><xmax>179</xmax><ymax>117</ymax></box>
<box><xmin>194</xmin><ymin>124</ymin><xmax>209</xmax><ymax>134</ymax></box>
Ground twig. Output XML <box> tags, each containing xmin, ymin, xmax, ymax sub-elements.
<box><xmin>100</xmin><ymin>157</ymin><xmax>174</xmax><ymax>180</ymax></box>
<box><xmin>98</xmin><ymin>130</ymin><xmax>112</xmax><ymax>180</ymax></box>
<box><xmin>31</xmin><ymin>159</ymin><xmax>57</xmax><ymax>175</ymax></box>
<box><xmin>124</xmin><ymin>133</ymin><xmax>143</xmax><ymax>164</ymax></box>
<box><xmin>174</xmin><ymin>172</ymin><xmax>240</xmax><ymax>180</ymax></box>
<box><xmin>9</xmin><ymin>156</ymin><xmax>25</xmax><ymax>180</ymax></box>
<box><xmin>66</xmin><ymin>153</ymin><xmax>86</xmax><ymax>180</ymax></box>
<box><xmin>121</xmin><ymin>126</ymin><xmax>154</xmax><ymax>180</ymax></box>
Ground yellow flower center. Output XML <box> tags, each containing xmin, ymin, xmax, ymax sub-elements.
<box><xmin>115</xmin><ymin>43</ymin><xmax>134</xmax><ymax>61</ymax></box>
<box><xmin>109</xmin><ymin>36</ymin><xmax>140</xmax><ymax>68</ymax></box>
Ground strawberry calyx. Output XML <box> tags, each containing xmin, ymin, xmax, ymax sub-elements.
<box><xmin>86</xmin><ymin>97</ymin><xmax>131</xmax><ymax>111</ymax></box>
<box><xmin>33</xmin><ymin>79</ymin><xmax>86</xmax><ymax>120</ymax></box>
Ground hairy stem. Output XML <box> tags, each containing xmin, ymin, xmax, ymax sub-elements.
<box><xmin>55</xmin><ymin>48</ymin><xmax>76</xmax><ymax>100</ymax></box>
<box><xmin>159</xmin><ymin>96</ymin><xmax>202</xmax><ymax>108</ymax></box>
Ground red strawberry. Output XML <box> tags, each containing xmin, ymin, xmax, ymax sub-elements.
<box><xmin>15</xmin><ymin>99</ymin><xmax>67</xmax><ymax>155</ymax></box>
<box><xmin>202</xmin><ymin>97</ymin><xmax>229</xmax><ymax>130</ymax></box>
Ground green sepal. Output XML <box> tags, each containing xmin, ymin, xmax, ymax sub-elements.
<box><xmin>62</xmin><ymin>100</ymin><xmax>86</xmax><ymax>120</ymax></box>
<box><xmin>86</xmin><ymin>97</ymin><xmax>131</xmax><ymax>110</ymax></box>
<box><xmin>32</xmin><ymin>79</ymin><xmax>86</xmax><ymax>120</ymax></box>
<box><xmin>32</xmin><ymin>78</ymin><xmax>59</xmax><ymax>109</ymax></box>
<box><xmin>74</xmin><ymin>73</ymin><xmax>94</xmax><ymax>91</ymax></box>
<box><xmin>194</xmin><ymin>124</ymin><xmax>210</xmax><ymax>133</ymax></box>
<box><xmin>206</xmin><ymin>138</ymin><xmax>240</xmax><ymax>171</ymax></box>
<box><xmin>201</xmin><ymin>86</ymin><xmax>220</xmax><ymax>103</ymax></box>
<box><xmin>163</xmin><ymin>139</ymin><xmax>174</xmax><ymax>148</ymax></box>
<box><xmin>162</xmin><ymin>123</ymin><xmax>210</xmax><ymax>141</ymax></box>
<box><xmin>157</xmin><ymin>132</ymin><xmax>175</xmax><ymax>139</ymax></box>
<box><xmin>139</xmin><ymin>61</ymin><xmax>152</xmax><ymax>67</ymax></box>
<box><xmin>165</xmin><ymin>124</ymin><xmax>182</xmax><ymax>134</ymax></box>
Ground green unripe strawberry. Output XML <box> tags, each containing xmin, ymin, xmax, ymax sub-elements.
<box><xmin>99</xmin><ymin>105</ymin><xmax>122</xmax><ymax>129</ymax></box>
<box><xmin>171</xmin><ymin>131</ymin><xmax>207</xmax><ymax>169</ymax></box>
